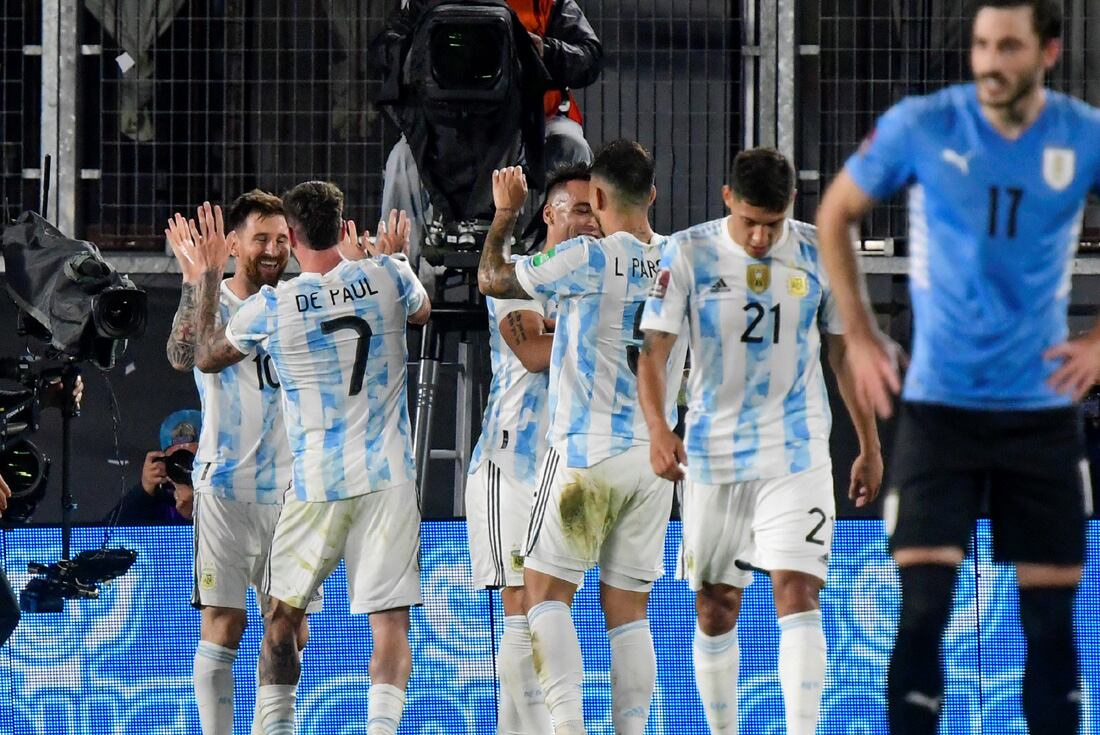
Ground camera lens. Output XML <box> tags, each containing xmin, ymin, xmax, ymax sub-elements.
<box><xmin>163</xmin><ymin>449</ymin><xmax>195</xmax><ymax>486</ymax></box>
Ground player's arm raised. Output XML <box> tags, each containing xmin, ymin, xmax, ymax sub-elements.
<box><xmin>478</xmin><ymin>167</ymin><xmax>533</xmax><ymax>300</ymax></box>
<box><xmin>189</xmin><ymin>202</ymin><xmax>248</xmax><ymax>373</ymax></box>
<box><xmin>500</xmin><ymin>309</ymin><xmax>553</xmax><ymax>373</ymax></box>
<box><xmin>638</xmin><ymin>330</ymin><xmax>686</xmax><ymax>482</ymax></box>
<box><xmin>826</xmin><ymin>333</ymin><xmax>883</xmax><ymax>508</ymax></box>
<box><xmin>817</xmin><ymin>171</ymin><xmax>901</xmax><ymax>418</ymax></box>
<box><xmin>164</xmin><ymin>213</ymin><xmax>204</xmax><ymax>371</ymax></box>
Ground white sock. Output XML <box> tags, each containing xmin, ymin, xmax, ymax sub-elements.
<box><xmin>499</xmin><ymin>615</ymin><xmax>553</xmax><ymax>734</ymax></box>
<box><xmin>194</xmin><ymin>641</ymin><xmax>237</xmax><ymax>735</ymax></box>
<box><xmin>255</xmin><ymin>684</ymin><xmax>296</xmax><ymax>735</ymax></box>
<box><xmin>693</xmin><ymin>624</ymin><xmax>739</xmax><ymax>734</ymax></box>
<box><xmin>778</xmin><ymin>610</ymin><xmax>827</xmax><ymax>735</ymax></box>
<box><xmin>608</xmin><ymin>620</ymin><xmax>656</xmax><ymax>735</ymax></box>
<box><xmin>367</xmin><ymin>683</ymin><xmax>406</xmax><ymax>735</ymax></box>
<box><xmin>527</xmin><ymin>601</ymin><xmax>586</xmax><ymax>734</ymax></box>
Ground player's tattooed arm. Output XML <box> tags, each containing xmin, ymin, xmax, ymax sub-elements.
<box><xmin>193</xmin><ymin>269</ymin><xmax>246</xmax><ymax>372</ymax></box>
<box><xmin>501</xmin><ymin>309</ymin><xmax>553</xmax><ymax>372</ymax></box>
<box><xmin>166</xmin><ymin>284</ymin><xmax>197</xmax><ymax>371</ymax></box>
<box><xmin>478</xmin><ymin>166</ymin><xmax>533</xmax><ymax>300</ymax></box>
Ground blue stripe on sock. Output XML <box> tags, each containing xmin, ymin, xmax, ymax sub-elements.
<box><xmin>778</xmin><ymin>611</ymin><xmax>822</xmax><ymax>632</ymax></box>
<box><xmin>527</xmin><ymin>600</ymin><xmax>569</xmax><ymax>624</ymax></box>
<box><xmin>694</xmin><ymin>626</ymin><xmax>737</xmax><ymax>655</ymax></box>
<box><xmin>608</xmin><ymin>619</ymin><xmax>649</xmax><ymax>642</ymax></box>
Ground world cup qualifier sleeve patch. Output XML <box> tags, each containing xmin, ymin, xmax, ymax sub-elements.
<box><xmin>649</xmin><ymin>268</ymin><xmax>671</xmax><ymax>299</ymax></box>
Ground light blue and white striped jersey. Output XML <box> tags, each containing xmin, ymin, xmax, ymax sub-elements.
<box><xmin>193</xmin><ymin>280</ymin><xmax>291</xmax><ymax>504</ymax></box>
<box><xmin>515</xmin><ymin>232</ymin><xmax>687</xmax><ymax>469</ymax></box>
<box><xmin>642</xmin><ymin>218</ymin><xmax>842</xmax><ymax>484</ymax></box>
<box><xmin>225</xmin><ymin>256</ymin><xmax>428</xmax><ymax>502</ymax></box>
<box><xmin>469</xmin><ymin>296</ymin><xmax>554</xmax><ymax>487</ymax></box>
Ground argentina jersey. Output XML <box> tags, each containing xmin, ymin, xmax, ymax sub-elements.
<box><xmin>514</xmin><ymin>232</ymin><xmax>687</xmax><ymax>468</ymax></box>
<box><xmin>468</xmin><ymin>296</ymin><xmax>553</xmax><ymax>487</ymax></box>
<box><xmin>846</xmin><ymin>84</ymin><xmax>1100</xmax><ymax>408</ymax></box>
<box><xmin>642</xmin><ymin>218</ymin><xmax>842</xmax><ymax>484</ymax></box>
<box><xmin>193</xmin><ymin>280</ymin><xmax>291</xmax><ymax>504</ymax></box>
<box><xmin>225</xmin><ymin>256</ymin><xmax>428</xmax><ymax>502</ymax></box>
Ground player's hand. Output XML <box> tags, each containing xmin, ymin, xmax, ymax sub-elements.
<box><xmin>0</xmin><ymin>472</ymin><xmax>11</xmax><ymax>518</ymax></box>
<box><xmin>190</xmin><ymin>201</ymin><xmax>230</xmax><ymax>275</ymax></box>
<box><xmin>528</xmin><ymin>31</ymin><xmax>545</xmax><ymax>57</ymax></box>
<box><xmin>493</xmin><ymin>166</ymin><xmax>528</xmax><ymax>213</ymax></box>
<box><xmin>165</xmin><ymin>212</ymin><xmax>205</xmax><ymax>285</ymax></box>
<box><xmin>845</xmin><ymin>328</ymin><xmax>902</xmax><ymax>419</ymax></box>
<box><xmin>848</xmin><ymin>451</ymin><xmax>883</xmax><ymax>508</ymax></box>
<box><xmin>141</xmin><ymin>451</ymin><xmax>168</xmax><ymax>495</ymax></box>
<box><xmin>1045</xmin><ymin>333</ymin><xmax>1100</xmax><ymax>400</ymax></box>
<box><xmin>339</xmin><ymin>219</ymin><xmax>367</xmax><ymax>261</ymax></box>
<box><xmin>649</xmin><ymin>427</ymin><xmax>687</xmax><ymax>482</ymax></box>
<box><xmin>368</xmin><ymin>209</ymin><xmax>412</xmax><ymax>257</ymax></box>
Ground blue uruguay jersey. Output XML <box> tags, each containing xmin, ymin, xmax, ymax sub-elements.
<box><xmin>468</xmin><ymin>295</ymin><xmax>553</xmax><ymax>487</ymax></box>
<box><xmin>846</xmin><ymin>84</ymin><xmax>1100</xmax><ymax>409</ymax></box>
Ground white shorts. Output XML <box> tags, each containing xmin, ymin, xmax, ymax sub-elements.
<box><xmin>678</xmin><ymin>463</ymin><xmax>835</xmax><ymax>590</ymax></box>
<box><xmin>466</xmin><ymin>459</ymin><xmax>535</xmax><ymax>589</ymax></box>
<box><xmin>191</xmin><ymin>493</ymin><xmax>322</xmax><ymax>614</ymax></box>
<box><xmin>523</xmin><ymin>444</ymin><xmax>673</xmax><ymax>592</ymax></box>
<box><xmin>265</xmin><ymin>483</ymin><xmax>422</xmax><ymax>614</ymax></box>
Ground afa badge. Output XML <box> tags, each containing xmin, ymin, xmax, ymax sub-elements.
<box><xmin>200</xmin><ymin>568</ymin><xmax>217</xmax><ymax>591</ymax></box>
<box><xmin>787</xmin><ymin>273</ymin><xmax>809</xmax><ymax>297</ymax></box>
<box><xmin>747</xmin><ymin>263</ymin><xmax>770</xmax><ymax>294</ymax></box>
<box><xmin>1043</xmin><ymin>147</ymin><xmax>1075</xmax><ymax>191</ymax></box>
<box><xmin>510</xmin><ymin>549</ymin><xmax>525</xmax><ymax>573</ymax></box>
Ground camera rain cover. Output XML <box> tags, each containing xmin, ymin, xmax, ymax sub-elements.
<box><xmin>2</xmin><ymin>211</ymin><xmax>144</xmax><ymax>366</ymax></box>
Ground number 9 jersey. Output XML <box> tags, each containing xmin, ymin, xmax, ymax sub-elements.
<box><xmin>845</xmin><ymin>84</ymin><xmax>1100</xmax><ymax>409</ymax></box>
<box><xmin>225</xmin><ymin>256</ymin><xmax>428</xmax><ymax>502</ymax></box>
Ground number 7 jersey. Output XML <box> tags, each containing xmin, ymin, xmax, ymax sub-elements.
<box><xmin>642</xmin><ymin>218</ymin><xmax>843</xmax><ymax>485</ymax></box>
<box><xmin>226</xmin><ymin>257</ymin><xmax>428</xmax><ymax>502</ymax></box>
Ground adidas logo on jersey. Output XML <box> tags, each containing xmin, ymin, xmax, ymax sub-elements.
<box><xmin>710</xmin><ymin>278</ymin><xmax>730</xmax><ymax>293</ymax></box>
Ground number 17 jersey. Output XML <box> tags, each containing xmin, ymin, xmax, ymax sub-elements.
<box><xmin>225</xmin><ymin>257</ymin><xmax>428</xmax><ymax>502</ymax></box>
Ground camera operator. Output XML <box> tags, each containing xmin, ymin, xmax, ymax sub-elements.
<box><xmin>380</xmin><ymin>0</ymin><xmax>603</xmax><ymax>265</ymax></box>
<box><xmin>106</xmin><ymin>410</ymin><xmax>199</xmax><ymax>524</ymax></box>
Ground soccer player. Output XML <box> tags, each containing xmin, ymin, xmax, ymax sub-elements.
<box><xmin>165</xmin><ymin>191</ymin><xmax>321</xmax><ymax>735</ymax></box>
<box><xmin>187</xmin><ymin>185</ymin><xmax>428</xmax><ymax>735</ymax></box>
<box><xmin>479</xmin><ymin>141</ymin><xmax>688</xmax><ymax>735</ymax></box>
<box><xmin>636</xmin><ymin>147</ymin><xmax>882</xmax><ymax>734</ymax></box>
<box><xmin>816</xmin><ymin>2</ymin><xmax>1100</xmax><ymax>732</ymax></box>
<box><xmin>466</xmin><ymin>162</ymin><xmax>600</xmax><ymax>734</ymax></box>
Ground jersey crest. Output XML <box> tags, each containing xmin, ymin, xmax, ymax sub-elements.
<box><xmin>1043</xmin><ymin>147</ymin><xmax>1075</xmax><ymax>191</ymax></box>
<box><xmin>747</xmin><ymin>263</ymin><xmax>770</xmax><ymax>294</ymax></box>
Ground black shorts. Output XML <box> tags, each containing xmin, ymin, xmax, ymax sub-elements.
<box><xmin>886</xmin><ymin>401</ymin><xmax>1090</xmax><ymax>566</ymax></box>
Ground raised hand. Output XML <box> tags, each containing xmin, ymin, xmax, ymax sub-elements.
<box><xmin>165</xmin><ymin>212</ymin><xmax>204</xmax><ymax>284</ymax></box>
<box><xmin>367</xmin><ymin>208</ymin><xmax>412</xmax><ymax>257</ymax></box>
<box><xmin>339</xmin><ymin>219</ymin><xmax>366</xmax><ymax>261</ymax></box>
<box><xmin>192</xmin><ymin>201</ymin><xmax>230</xmax><ymax>274</ymax></box>
<box><xmin>492</xmin><ymin>166</ymin><xmax>528</xmax><ymax>213</ymax></box>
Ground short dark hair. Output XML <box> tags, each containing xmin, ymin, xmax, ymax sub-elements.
<box><xmin>729</xmin><ymin>148</ymin><xmax>795</xmax><ymax>213</ymax></box>
<box><xmin>544</xmin><ymin>162</ymin><xmax>591</xmax><ymax>200</ymax></box>
<box><xmin>281</xmin><ymin>181</ymin><xmax>344</xmax><ymax>250</ymax></box>
<box><xmin>224</xmin><ymin>189</ymin><xmax>284</xmax><ymax>233</ymax></box>
<box><xmin>970</xmin><ymin>0</ymin><xmax>1062</xmax><ymax>42</ymax></box>
<box><xmin>589</xmin><ymin>139</ymin><xmax>655</xmax><ymax>207</ymax></box>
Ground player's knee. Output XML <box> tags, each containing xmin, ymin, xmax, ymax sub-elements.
<box><xmin>202</xmin><ymin>606</ymin><xmax>247</xmax><ymax>644</ymax></box>
<box><xmin>770</xmin><ymin>571</ymin><xmax>822</xmax><ymax>618</ymax></box>
<box><xmin>695</xmin><ymin>584</ymin><xmax>741</xmax><ymax>636</ymax></box>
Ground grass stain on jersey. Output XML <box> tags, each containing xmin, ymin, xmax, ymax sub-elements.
<box><xmin>559</xmin><ymin>476</ymin><xmax>618</xmax><ymax>560</ymax></box>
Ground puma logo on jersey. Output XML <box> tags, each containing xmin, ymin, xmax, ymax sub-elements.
<box><xmin>710</xmin><ymin>277</ymin><xmax>730</xmax><ymax>293</ymax></box>
<box><xmin>941</xmin><ymin>148</ymin><xmax>974</xmax><ymax>175</ymax></box>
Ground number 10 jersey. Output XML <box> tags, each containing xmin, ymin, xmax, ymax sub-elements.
<box><xmin>226</xmin><ymin>257</ymin><xmax>428</xmax><ymax>502</ymax></box>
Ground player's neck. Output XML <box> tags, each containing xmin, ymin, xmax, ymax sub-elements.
<box><xmin>599</xmin><ymin>212</ymin><xmax>654</xmax><ymax>244</ymax></box>
<box><xmin>293</xmin><ymin>246</ymin><xmax>343</xmax><ymax>275</ymax></box>
<box><xmin>225</xmin><ymin>272</ymin><xmax>258</xmax><ymax>300</ymax></box>
<box><xmin>980</xmin><ymin>86</ymin><xmax>1047</xmax><ymax>140</ymax></box>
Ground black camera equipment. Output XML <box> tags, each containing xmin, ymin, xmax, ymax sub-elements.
<box><xmin>153</xmin><ymin>449</ymin><xmax>195</xmax><ymax>487</ymax></box>
<box><xmin>372</xmin><ymin>0</ymin><xmax>550</xmax><ymax>271</ymax></box>
<box><xmin>0</xmin><ymin>164</ymin><xmax>141</xmax><ymax>616</ymax></box>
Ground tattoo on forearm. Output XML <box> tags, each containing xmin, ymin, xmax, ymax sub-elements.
<box><xmin>506</xmin><ymin>312</ymin><xmax>528</xmax><ymax>345</ymax></box>
<box><xmin>193</xmin><ymin>270</ymin><xmax>242</xmax><ymax>371</ymax></box>
<box><xmin>166</xmin><ymin>284</ymin><xmax>197</xmax><ymax>370</ymax></box>
<box><xmin>478</xmin><ymin>209</ymin><xmax>529</xmax><ymax>299</ymax></box>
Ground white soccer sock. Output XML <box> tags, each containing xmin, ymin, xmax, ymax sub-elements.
<box><xmin>254</xmin><ymin>684</ymin><xmax>296</xmax><ymax>735</ymax></box>
<box><xmin>527</xmin><ymin>601</ymin><xmax>586</xmax><ymax>734</ymax></box>
<box><xmin>194</xmin><ymin>641</ymin><xmax>237</xmax><ymax>735</ymax></box>
<box><xmin>367</xmin><ymin>683</ymin><xmax>406</xmax><ymax>735</ymax></box>
<box><xmin>608</xmin><ymin>620</ymin><xmax>656</xmax><ymax>735</ymax></box>
<box><xmin>499</xmin><ymin>615</ymin><xmax>553</xmax><ymax>734</ymax></box>
<box><xmin>693</xmin><ymin>624</ymin><xmax>739</xmax><ymax>734</ymax></box>
<box><xmin>778</xmin><ymin>610</ymin><xmax>827</xmax><ymax>735</ymax></box>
